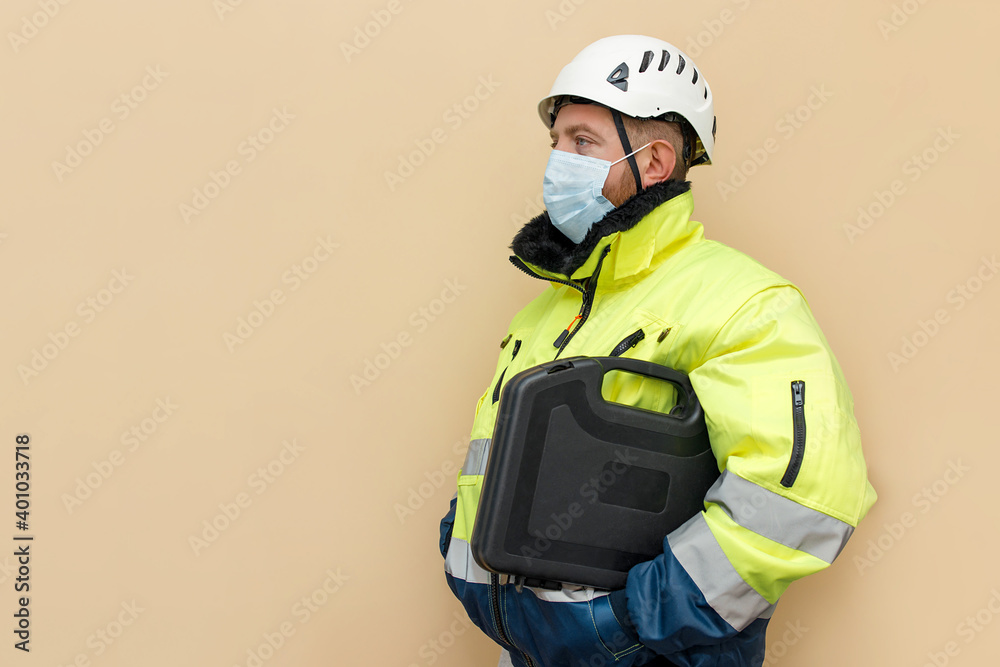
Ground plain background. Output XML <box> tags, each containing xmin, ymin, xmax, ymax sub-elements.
<box><xmin>2</xmin><ymin>0</ymin><xmax>998</xmax><ymax>665</ymax></box>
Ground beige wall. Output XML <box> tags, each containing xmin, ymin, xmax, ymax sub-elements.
<box><xmin>2</xmin><ymin>0</ymin><xmax>997</xmax><ymax>664</ymax></box>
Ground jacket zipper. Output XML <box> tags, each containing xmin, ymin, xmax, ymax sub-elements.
<box><xmin>489</xmin><ymin>573</ymin><xmax>534</xmax><ymax>666</ymax></box>
<box><xmin>496</xmin><ymin>252</ymin><xmax>621</xmax><ymax>667</ymax></box>
<box><xmin>499</xmin><ymin>249</ymin><xmax>614</xmax><ymax>666</ymax></box>
<box><xmin>780</xmin><ymin>380</ymin><xmax>806</xmax><ymax>487</ymax></box>
<box><xmin>552</xmin><ymin>315</ymin><xmax>582</xmax><ymax>349</ymax></box>
<box><xmin>609</xmin><ymin>328</ymin><xmax>645</xmax><ymax>357</ymax></box>
<box><xmin>487</xmin><ymin>342</ymin><xmax>533</xmax><ymax>664</ymax></box>
<box><xmin>491</xmin><ymin>340</ymin><xmax>521</xmax><ymax>404</ymax></box>
<box><xmin>510</xmin><ymin>245</ymin><xmax>613</xmax><ymax>361</ymax></box>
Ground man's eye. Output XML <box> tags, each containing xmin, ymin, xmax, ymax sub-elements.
<box><xmin>575</xmin><ymin>137</ymin><xmax>590</xmax><ymax>147</ymax></box>
<box><xmin>550</xmin><ymin>140</ymin><xmax>557</xmax><ymax>149</ymax></box>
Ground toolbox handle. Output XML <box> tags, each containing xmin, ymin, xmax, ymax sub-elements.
<box><xmin>591</xmin><ymin>356</ymin><xmax>704</xmax><ymax>429</ymax></box>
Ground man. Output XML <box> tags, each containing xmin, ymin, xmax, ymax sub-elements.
<box><xmin>439</xmin><ymin>35</ymin><xmax>876</xmax><ymax>667</ymax></box>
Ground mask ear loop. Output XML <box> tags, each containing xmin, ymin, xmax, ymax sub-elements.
<box><xmin>611</xmin><ymin>109</ymin><xmax>644</xmax><ymax>195</ymax></box>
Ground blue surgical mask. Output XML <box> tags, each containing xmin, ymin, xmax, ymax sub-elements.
<box><xmin>542</xmin><ymin>143</ymin><xmax>651</xmax><ymax>244</ymax></box>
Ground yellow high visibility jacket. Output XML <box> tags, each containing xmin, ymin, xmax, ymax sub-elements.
<box><xmin>440</xmin><ymin>179</ymin><xmax>877</xmax><ymax>667</ymax></box>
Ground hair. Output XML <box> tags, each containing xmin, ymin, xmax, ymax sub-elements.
<box><xmin>620</xmin><ymin>115</ymin><xmax>690</xmax><ymax>182</ymax></box>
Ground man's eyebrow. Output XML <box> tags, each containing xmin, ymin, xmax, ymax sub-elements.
<box><xmin>549</xmin><ymin>123</ymin><xmax>605</xmax><ymax>141</ymax></box>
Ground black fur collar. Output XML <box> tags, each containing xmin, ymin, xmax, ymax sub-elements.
<box><xmin>510</xmin><ymin>179</ymin><xmax>692</xmax><ymax>278</ymax></box>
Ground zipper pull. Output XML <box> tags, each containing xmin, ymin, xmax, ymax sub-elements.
<box><xmin>553</xmin><ymin>315</ymin><xmax>582</xmax><ymax>348</ymax></box>
<box><xmin>609</xmin><ymin>329</ymin><xmax>645</xmax><ymax>357</ymax></box>
<box><xmin>792</xmin><ymin>381</ymin><xmax>805</xmax><ymax>407</ymax></box>
<box><xmin>500</xmin><ymin>334</ymin><xmax>512</xmax><ymax>349</ymax></box>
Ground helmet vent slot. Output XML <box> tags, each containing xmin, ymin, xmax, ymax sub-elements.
<box><xmin>639</xmin><ymin>50</ymin><xmax>655</xmax><ymax>73</ymax></box>
<box><xmin>675</xmin><ymin>54</ymin><xmax>686</xmax><ymax>75</ymax></box>
<box><xmin>658</xmin><ymin>49</ymin><xmax>671</xmax><ymax>71</ymax></box>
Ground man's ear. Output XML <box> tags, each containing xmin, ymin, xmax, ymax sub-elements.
<box><xmin>643</xmin><ymin>140</ymin><xmax>677</xmax><ymax>186</ymax></box>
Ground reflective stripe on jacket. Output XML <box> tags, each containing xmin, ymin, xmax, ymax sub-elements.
<box><xmin>440</xmin><ymin>181</ymin><xmax>877</xmax><ymax>667</ymax></box>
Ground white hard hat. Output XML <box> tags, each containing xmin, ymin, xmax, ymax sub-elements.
<box><xmin>538</xmin><ymin>35</ymin><xmax>716</xmax><ymax>166</ymax></box>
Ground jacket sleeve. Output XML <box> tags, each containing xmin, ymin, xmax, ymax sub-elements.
<box><xmin>613</xmin><ymin>285</ymin><xmax>877</xmax><ymax>656</ymax></box>
<box><xmin>439</xmin><ymin>494</ymin><xmax>457</xmax><ymax>559</ymax></box>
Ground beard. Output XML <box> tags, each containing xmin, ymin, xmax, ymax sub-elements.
<box><xmin>602</xmin><ymin>167</ymin><xmax>639</xmax><ymax>208</ymax></box>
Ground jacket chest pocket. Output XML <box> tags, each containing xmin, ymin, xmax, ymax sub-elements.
<box><xmin>485</xmin><ymin>328</ymin><xmax>534</xmax><ymax>408</ymax></box>
<box><xmin>469</xmin><ymin>328</ymin><xmax>534</xmax><ymax>441</ymax></box>
<box><xmin>491</xmin><ymin>338</ymin><xmax>522</xmax><ymax>404</ymax></box>
<box><xmin>599</xmin><ymin>311</ymin><xmax>681</xmax><ymax>414</ymax></box>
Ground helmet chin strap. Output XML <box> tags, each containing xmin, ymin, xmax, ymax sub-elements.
<box><xmin>611</xmin><ymin>109</ymin><xmax>644</xmax><ymax>197</ymax></box>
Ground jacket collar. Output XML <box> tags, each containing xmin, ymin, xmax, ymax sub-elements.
<box><xmin>509</xmin><ymin>179</ymin><xmax>704</xmax><ymax>285</ymax></box>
